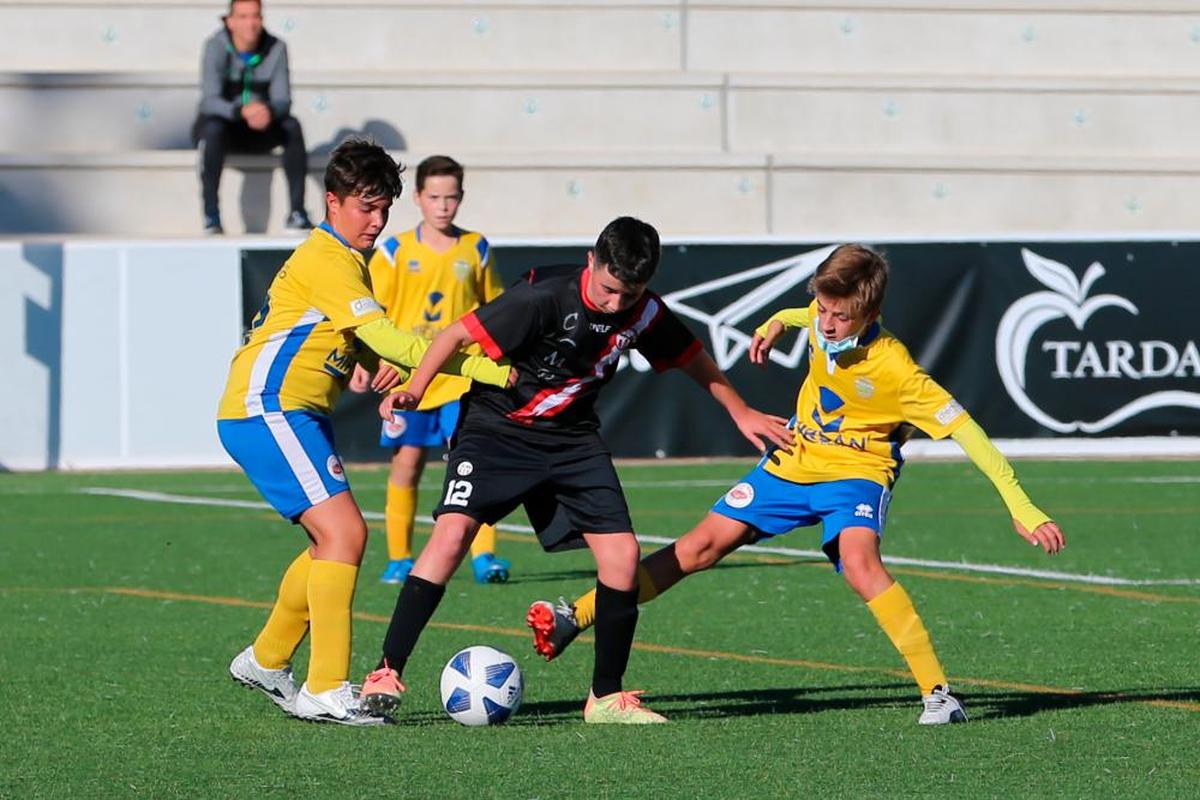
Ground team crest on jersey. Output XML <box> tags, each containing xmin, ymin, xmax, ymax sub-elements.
<box><xmin>724</xmin><ymin>482</ymin><xmax>755</xmax><ymax>509</ymax></box>
<box><xmin>457</xmin><ymin>461</ymin><xmax>474</xmax><ymax>477</ymax></box>
<box><xmin>326</xmin><ymin>455</ymin><xmax>347</xmax><ymax>482</ymax></box>
<box><xmin>453</xmin><ymin>260</ymin><xmax>471</xmax><ymax>281</ymax></box>
<box><xmin>855</xmin><ymin>377</ymin><xmax>875</xmax><ymax>399</ymax></box>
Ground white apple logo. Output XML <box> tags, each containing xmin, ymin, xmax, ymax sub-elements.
<box><xmin>995</xmin><ymin>248</ymin><xmax>1200</xmax><ymax>433</ymax></box>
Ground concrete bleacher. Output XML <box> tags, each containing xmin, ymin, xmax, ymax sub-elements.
<box><xmin>2</xmin><ymin>0</ymin><xmax>1198</xmax><ymax>237</ymax></box>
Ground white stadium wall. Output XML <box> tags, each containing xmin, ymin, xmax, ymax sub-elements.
<box><xmin>0</xmin><ymin>239</ymin><xmax>243</xmax><ymax>470</ymax></box>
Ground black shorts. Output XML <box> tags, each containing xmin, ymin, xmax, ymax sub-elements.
<box><xmin>433</xmin><ymin>427</ymin><xmax>632</xmax><ymax>552</ymax></box>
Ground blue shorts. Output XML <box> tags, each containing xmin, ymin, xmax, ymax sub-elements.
<box><xmin>379</xmin><ymin>401</ymin><xmax>461</xmax><ymax>449</ymax></box>
<box><xmin>217</xmin><ymin>410</ymin><xmax>350</xmax><ymax>521</ymax></box>
<box><xmin>711</xmin><ymin>464</ymin><xmax>891</xmax><ymax>568</ymax></box>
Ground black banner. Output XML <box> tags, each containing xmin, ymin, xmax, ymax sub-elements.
<box><xmin>240</xmin><ymin>239</ymin><xmax>1200</xmax><ymax>461</ymax></box>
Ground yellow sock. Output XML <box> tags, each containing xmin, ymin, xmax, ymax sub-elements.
<box><xmin>573</xmin><ymin>564</ymin><xmax>657</xmax><ymax>630</ymax></box>
<box><xmin>470</xmin><ymin>524</ymin><xmax>498</xmax><ymax>559</ymax></box>
<box><xmin>253</xmin><ymin>549</ymin><xmax>311</xmax><ymax>669</ymax></box>
<box><xmin>306</xmin><ymin>559</ymin><xmax>358</xmax><ymax>694</ymax></box>
<box><xmin>866</xmin><ymin>581</ymin><xmax>947</xmax><ymax>695</ymax></box>
<box><xmin>385</xmin><ymin>483</ymin><xmax>417</xmax><ymax>561</ymax></box>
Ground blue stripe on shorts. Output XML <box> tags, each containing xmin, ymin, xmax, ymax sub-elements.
<box><xmin>218</xmin><ymin>410</ymin><xmax>349</xmax><ymax>521</ymax></box>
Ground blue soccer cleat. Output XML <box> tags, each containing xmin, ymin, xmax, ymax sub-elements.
<box><xmin>471</xmin><ymin>553</ymin><xmax>511</xmax><ymax>584</ymax></box>
<box><xmin>380</xmin><ymin>558</ymin><xmax>414</xmax><ymax>585</ymax></box>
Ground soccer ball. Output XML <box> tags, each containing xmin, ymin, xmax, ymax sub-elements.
<box><xmin>439</xmin><ymin>645</ymin><xmax>523</xmax><ymax>726</ymax></box>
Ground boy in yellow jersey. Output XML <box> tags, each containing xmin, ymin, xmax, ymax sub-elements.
<box><xmin>351</xmin><ymin>155</ymin><xmax>509</xmax><ymax>586</ymax></box>
<box><xmin>217</xmin><ymin>138</ymin><xmax>511</xmax><ymax>726</ymax></box>
<box><xmin>526</xmin><ymin>244</ymin><xmax>1066</xmax><ymax>725</ymax></box>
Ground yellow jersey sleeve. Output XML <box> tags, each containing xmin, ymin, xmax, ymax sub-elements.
<box><xmin>478</xmin><ymin>238</ymin><xmax>503</xmax><ymax>303</ymax></box>
<box><xmin>307</xmin><ymin>255</ymin><xmax>386</xmax><ymax>332</ymax></box>
<box><xmin>367</xmin><ymin>239</ymin><xmax>398</xmax><ymax>309</ymax></box>
<box><xmin>755</xmin><ymin>306</ymin><xmax>812</xmax><ymax>337</ymax></box>
<box><xmin>952</xmin><ymin>419</ymin><xmax>1052</xmax><ymax>531</ymax></box>
<box><xmin>891</xmin><ymin>347</ymin><xmax>969</xmax><ymax>440</ymax></box>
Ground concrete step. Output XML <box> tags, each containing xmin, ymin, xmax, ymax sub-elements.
<box><xmin>6</xmin><ymin>70</ymin><xmax>1197</xmax><ymax>159</ymax></box>
<box><xmin>4</xmin><ymin>1</ymin><xmax>1196</xmax><ymax>76</ymax></box>
<box><xmin>0</xmin><ymin>1</ymin><xmax>684</xmax><ymax>72</ymax></box>
<box><xmin>3</xmin><ymin>149</ymin><xmax>1198</xmax><ymax>238</ymax></box>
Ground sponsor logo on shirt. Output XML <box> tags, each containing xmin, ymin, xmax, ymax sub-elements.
<box><xmin>935</xmin><ymin>400</ymin><xmax>964</xmax><ymax>426</ymax></box>
<box><xmin>407</xmin><ymin>259</ymin><xmax>421</xmax><ymax>273</ymax></box>
<box><xmin>326</xmin><ymin>455</ymin><xmax>347</xmax><ymax>482</ymax></box>
<box><xmin>457</xmin><ymin>461</ymin><xmax>474</xmax><ymax>477</ymax></box>
<box><xmin>350</xmin><ymin>297</ymin><xmax>383</xmax><ymax>317</ymax></box>
<box><xmin>724</xmin><ymin>482</ymin><xmax>755</xmax><ymax>509</ymax></box>
<box><xmin>590</xmin><ymin>323</ymin><xmax>612</xmax><ymax>333</ymax></box>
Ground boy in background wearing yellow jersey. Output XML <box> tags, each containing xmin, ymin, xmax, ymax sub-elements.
<box><xmin>350</xmin><ymin>156</ymin><xmax>510</xmax><ymax>586</ymax></box>
<box><xmin>527</xmin><ymin>244</ymin><xmax>1066</xmax><ymax>725</ymax></box>
<box><xmin>217</xmin><ymin>139</ymin><xmax>511</xmax><ymax>725</ymax></box>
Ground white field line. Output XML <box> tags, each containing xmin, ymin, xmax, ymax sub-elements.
<box><xmin>81</xmin><ymin>487</ymin><xmax>1200</xmax><ymax>588</ymax></box>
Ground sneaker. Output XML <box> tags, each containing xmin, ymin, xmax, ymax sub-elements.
<box><xmin>229</xmin><ymin>645</ymin><xmax>297</xmax><ymax>711</ymax></box>
<box><xmin>380</xmin><ymin>558</ymin><xmax>414</xmax><ymax>585</ymax></box>
<box><xmin>526</xmin><ymin>598</ymin><xmax>581</xmax><ymax>661</ymax></box>
<box><xmin>471</xmin><ymin>553</ymin><xmax>511</xmax><ymax>584</ymax></box>
<box><xmin>359</xmin><ymin>664</ymin><xmax>406</xmax><ymax>716</ymax></box>
<box><xmin>284</xmin><ymin>209</ymin><xmax>314</xmax><ymax>231</ymax></box>
<box><xmin>584</xmin><ymin>690</ymin><xmax>667</xmax><ymax>724</ymax></box>
<box><xmin>919</xmin><ymin>685</ymin><xmax>968</xmax><ymax>725</ymax></box>
<box><xmin>293</xmin><ymin>681</ymin><xmax>391</xmax><ymax>726</ymax></box>
<box><xmin>203</xmin><ymin>213</ymin><xmax>224</xmax><ymax>235</ymax></box>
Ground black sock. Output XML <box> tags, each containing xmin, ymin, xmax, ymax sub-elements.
<box><xmin>591</xmin><ymin>580</ymin><xmax>639</xmax><ymax>698</ymax></box>
<box><xmin>377</xmin><ymin>575</ymin><xmax>445</xmax><ymax>675</ymax></box>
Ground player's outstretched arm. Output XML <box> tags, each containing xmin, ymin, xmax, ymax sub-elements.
<box><xmin>950</xmin><ymin>418</ymin><xmax>1066</xmax><ymax>554</ymax></box>
<box><xmin>355</xmin><ymin>317</ymin><xmax>511</xmax><ymax>400</ymax></box>
<box><xmin>679</xmin><ymin>349</ymin><xmax>793</xmax><ymax>455</ymax></box>
<box><xmin>749</xmin><ymin>307</ymin><xmax>812</xmax><ymax>365</ymax></box>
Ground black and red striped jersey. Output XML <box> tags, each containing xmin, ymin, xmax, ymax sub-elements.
<box><xmin>458</xmin><ymin>263</ymin><xmax>701</xmax><ymax>436</ymax></box>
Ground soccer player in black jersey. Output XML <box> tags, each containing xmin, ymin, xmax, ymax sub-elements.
<box><xmin>360</xmin><ymin>216</ymin><xmax>793</xmax><ymax>723</ymax></box>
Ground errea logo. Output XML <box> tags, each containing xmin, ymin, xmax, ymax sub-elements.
<box><xmin>854</xmin><ymin>503</ymin><xmax>874</xmax><ymax>519</ymax></box>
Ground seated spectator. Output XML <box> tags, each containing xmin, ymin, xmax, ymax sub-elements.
<box><xmin>194</xmin><ymin>0</ymin><xmax>312</xmax><ymax>234</ymax></box>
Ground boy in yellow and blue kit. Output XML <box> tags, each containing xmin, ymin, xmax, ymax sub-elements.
<box><xmin>352</xmin><ymin>155</ymin><xmax>510</xmax><ymax>585</ymax></box>
<box><xmin>527</xmin><ymin>243</ymin><xmax>1067</xmax><ymax>725</ymax></box>
<box><xmin>217</xmin><ymin>139</ymin><xmax>511</xmax><ymax>726</ymax></box>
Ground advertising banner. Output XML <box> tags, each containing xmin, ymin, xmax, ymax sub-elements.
<box><xmin>241</xmin><ymin>239</ymin><xmax>1200</xmax><ymax>461</ymax></box>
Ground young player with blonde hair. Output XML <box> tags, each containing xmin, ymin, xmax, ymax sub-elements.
<box><xmin>527</xmin><ymin>243</ymin><xmax>1066</xmax><ymax>725</ymax></box>
<box><xmin>217</xmin><ymin>139</ymin><xmax>511</xmax><ymax>725</ymax></box>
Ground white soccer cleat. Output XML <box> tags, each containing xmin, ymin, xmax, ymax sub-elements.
<box><xmin>919</xmin><ymin>685</ymin><xmax>968</xmax><ymax>725</ymax></box>
<box><xmin>229</xmin><ymin>645</ymin><xmax>298</xmax><ymax>711</ymax></box>
<box><xmin>293</xmin><ymin>682</ymin><xmax>392</xmax><ymax>726</ymax></box>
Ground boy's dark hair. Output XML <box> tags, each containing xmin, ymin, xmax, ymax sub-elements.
<box><xmin>416</xmin><ymin>155</ymin><xmax>464</xmax><ymax>193</ymax></box>
<box><xmin>324</xmin><ymin>138</ymin><xmax>405</xmax><ymax>201</ymax></box>
<box><xmin>593</xmin><ymin>216</ymin><xmax>660</xmax><ymax>285</ymax></box>
<box><xmin>808</xmin><ymin>244</ymin><xmax>889</xmax><ymax>317</ymax></box>
<box><xmin>228</xmin><ymin>0</ymin><xmax>260</xmax><ymax>11</ymax></box>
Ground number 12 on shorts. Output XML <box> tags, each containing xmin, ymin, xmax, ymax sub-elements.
<box><xmin>444</xmin><ymin>480</ymin><xmax>473</xmax><ymax>507</ymax></box>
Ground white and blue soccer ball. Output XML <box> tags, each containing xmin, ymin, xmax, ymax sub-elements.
<box><xmin>439</xmin><ymin>645</ymin><xmax>523</xmax><ymax>726</ymax></box>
